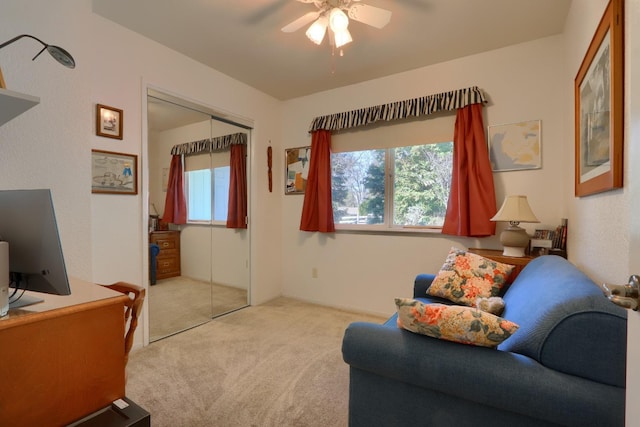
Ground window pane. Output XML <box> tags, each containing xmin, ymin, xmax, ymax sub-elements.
<box><xmin>187</xmin><ymin>169</ymin><xmax>211</xmax><ymax>221</ymax></box>
<box><xmin>393</xmin><ymin>142</ymin><xmax>453</xmax><ymax>226</ymax></box>
<box><xmin>331</xmin><ymin>149</ymin><xmax>385</xmax><ymax>225</ymax></box>
<box><xmin>213</xmin><ymin>166</ymin><xmax>230</xmax><ymax>222</ymax></box>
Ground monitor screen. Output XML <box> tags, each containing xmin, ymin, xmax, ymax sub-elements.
<box><xmin>0</xmin><ymin>189</ymin><xmax>71</xmax><ymax>307</ymax></box>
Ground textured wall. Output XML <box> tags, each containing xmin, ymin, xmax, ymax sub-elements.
<box><xmin>0</xmin><ymin>0</ymin><xmax>93</xmax><ymax>281</ymax></box>
<box><xmin>281</xmin><ymin>35</ymin><xmax>567</xmax><ymax>316</ymax></box>
<box><xmin>1</xmin><ymin>0</ymin><xmax>285</xmax><ymax>348</ymax></box>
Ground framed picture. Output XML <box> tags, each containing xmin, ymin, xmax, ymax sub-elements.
<box><xmin>488</xmin><ymin>120</ymin><xmax>541</xmax><ymax>172</ymax></box>
<box><xmin>574</xmin><ymin>0</ymin><xmax>623</xmax><ymax>197</ymax></box>
<box><xmin>91</xmin><ymin>149</ymin><xmax>138</xmax><ymax>195</ymax></box>
<box><xmin>96</xmin><ymin>103</ymin><xmax>123</xmax><ymax>139</ymax></box>
<box><xmin>285</xmin><ymin>146</ymin><xmax>311</xmax><ymax>194</ymax></box>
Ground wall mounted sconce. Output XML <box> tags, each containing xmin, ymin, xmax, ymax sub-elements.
<box><xmin>0</xmin><ymin>34</ymin><xmax>75</xmax><ymax>88</ymax></box>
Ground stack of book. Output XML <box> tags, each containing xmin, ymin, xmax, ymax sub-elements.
<box><xmin>530</xmin><ymin>219</ymin><xmax>567</xmax><ymax>258</ymax></box>
<box><xmin>552</xmin><ymin>218</ymin><xmax>568</xmax><ymax>251</ymax></box>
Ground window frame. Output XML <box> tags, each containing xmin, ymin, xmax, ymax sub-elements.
<box><xmin>185</xmin><ymin>160</ymin><xmax>231</xmax><ymax>226</ymax></box>
<box><xmin>332</xmin><ymin>141</ymin><xmax>453</xmax><ymax>234</ymax></box>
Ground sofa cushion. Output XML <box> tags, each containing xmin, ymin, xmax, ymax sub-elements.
<box><xmin>498</xmin><ymin>255</ymin><xmax>627</xmax><ymax>387</ymax></box>
<box><xmin>395</xmin><ymin>298</ymin><xmax>519</xmax><ymax>348</ymax></box>
<box><xmin>427</xmin><ymin>247</ymin><xmax>514</xmax><ymax>306</ymax></box>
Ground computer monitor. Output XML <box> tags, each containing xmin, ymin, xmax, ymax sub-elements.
<box><xmin>0</xmin><ymin>189</ymin><xmax>71</xmax><ymax>309</ymax></box>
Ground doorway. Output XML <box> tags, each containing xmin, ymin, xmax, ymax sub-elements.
<box><xmin>146</xmin><ymin>89</ymin><xmax>250</xmax><ymax>341</ymax></box>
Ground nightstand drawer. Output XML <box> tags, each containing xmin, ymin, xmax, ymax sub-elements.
<box><xmin>156</xmin><ymin>256</ymin><xmax>178</xmax><ymax>272</ymax></box>
<box><xmin>154</xmin><ymin>238</ymin><xmax>177</xmax><ymax>250</ymax></box>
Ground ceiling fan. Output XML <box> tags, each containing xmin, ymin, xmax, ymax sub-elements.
<box><xmin>281</xmin><ymin>0</ymin><xmax>392</xmax><ymax>48</ymax></box>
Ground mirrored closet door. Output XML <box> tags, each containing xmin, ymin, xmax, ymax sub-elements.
<box><xmin>147</xmin><ymin>90</ymin><xmax>250</xmax><ymax>342</ymax></box>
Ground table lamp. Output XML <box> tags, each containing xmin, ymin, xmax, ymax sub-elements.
<box><xmin>490</xmin><ymin>195</ymin><xmax>539</xmax><ymax>257</ymax></box>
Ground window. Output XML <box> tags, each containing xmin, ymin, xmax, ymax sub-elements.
<box><xmin>212</xmin><ymin>166</ymin><xmax>230</xmax><ymax>221</ymax></box>
<box><xmin>331</xmin><ymin>142</ymin><xmax>453</xmax><ymax>230</ymax></box>
<box><xmin>185</xmin><ymin>153</ymin><xmax>230</xmax><ymax>224</ymax></box>
<box><xmin>187</xmin><ymin>169</ymin><xmax>212</xmax><ymax>221</ymax></box>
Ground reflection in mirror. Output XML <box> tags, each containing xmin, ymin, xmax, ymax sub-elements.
<box><xmin>147</xmin><ymin>91</ymin><xmax>250</xmax><ymax>342</ymax></box>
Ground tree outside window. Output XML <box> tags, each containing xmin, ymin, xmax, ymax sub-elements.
<box><xmin>331</xmin><ymin>142</ymin><xmax>452</xmax><ymax>229</ymax></box>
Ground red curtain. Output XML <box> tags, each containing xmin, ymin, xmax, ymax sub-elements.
<box><xmin>300</xmin><ymin>130</ymin><xmax>335</xmax><ymax>232</ymax></box>
<box><xmin>162</xmin><ymin>155</ymin><xmax>187</xmax><ymax>225</ymax></box>
<box><xmin>227</xmin><ymin>144</ymin><xmax>247</xmax><ymax>229</ymax></box>
<box><xmin>442</xmin><ymin>103</ymin><xmax>496</xmax><ymax>237</ymax></box>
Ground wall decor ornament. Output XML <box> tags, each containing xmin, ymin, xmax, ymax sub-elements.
<box><xmin>285</xmin><ymin>146</ymin><xmax>310</xmax><ymax>194</ymax></box>
<box><xmin>268</xmin><ymin>145</ymin><xmax>273</xmax><ymax>193</ymax></box>
<box><xmin>96</xmin><ymin>103</ymin><xmax>123</xmax><ymax>139</ymax></box>
<box><xmin>488</xmin><ymin>120</ymin><xmax>541</xmax><ymax>172</ymax></box>
<box><xmin>574</xmin><ymin>0</ymin><xmax>623</xmax><ymax>197</ymax></box>
<box><xmin>91</xmin><ymin>149</ymin><xmax>138</xmax><ymax>195</ymax></box>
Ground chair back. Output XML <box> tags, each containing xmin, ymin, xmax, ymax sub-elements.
<box><xmin>102</xmin><ymin>282</ymin><xmax>146</xmax><ymax>366</ymax></box>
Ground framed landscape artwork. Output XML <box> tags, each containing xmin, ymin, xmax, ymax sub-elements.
<box><xmin>488</xmin><ymin>120</ymin><xmax>541</xmax><ymax>172</ymax></box>
<box><xmin>574</xmin><ymin>0</ymin><xmax>623</xmax><ymax>197</ymax></box>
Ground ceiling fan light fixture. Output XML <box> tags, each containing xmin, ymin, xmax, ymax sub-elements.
<box><xmin>306</xmin><ymin>16</ymin><xmax>328</xmax><ymax>45</ymax></box>
<box><xmin>333</xmin><ymin>28</ymin><xmax>353</xmax><ymax>48</ymax></box>
<box><xmin>329</xmin><ymin>8</ymin><xmax>349</xmax><ymax>32</ymax></box>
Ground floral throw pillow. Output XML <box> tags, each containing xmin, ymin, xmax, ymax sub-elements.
<box><xmin>426</xmin><ymin>248</ymin><xmax>514</xmax><ymax>306</ymax></box>
<box><xmin>395</xmin><ymin>298</ymin><xmax>519</xmax><ymax>348</ymax></box>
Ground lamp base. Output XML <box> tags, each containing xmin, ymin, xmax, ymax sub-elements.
<box><xmin>502</xmin><ymin>246</ymin><xmax>527</xmax><ymax>257</ymax></box>
<box><xmin>500</xmin><ymin>225</ymin><xmax>530</xmax><ymax>258</ymax></box>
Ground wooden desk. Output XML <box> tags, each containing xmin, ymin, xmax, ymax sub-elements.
<box><xmin>0</xmin><ymin>278</ymin><xmax>128</xmax><ymax>426</ymax></box>
<box><xmin>467</xmin><ymin>248</ymin><xmax>534</xmax><ymax>283</ymax></box>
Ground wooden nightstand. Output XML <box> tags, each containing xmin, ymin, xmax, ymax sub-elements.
<box><xmin>150</xmin><ymin>230</ymin><xmax>181</xmax><ymax>280</ymax></box>
<box><xmin>467</xmin><ymin>248</ymin><xmax>534</xmax><ymax>283</ymax></box>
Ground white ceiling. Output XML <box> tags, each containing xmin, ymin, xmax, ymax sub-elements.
<box><xmin>92</xmin><ymin>0</ymin><xmax>571</xmax><ymax>101</ymax></box>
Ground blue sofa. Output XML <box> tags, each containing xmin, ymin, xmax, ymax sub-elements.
<box><xmin>342</xmin><ymin>255</ymin><xmax>627</xmax><ymax>427</ymax></box>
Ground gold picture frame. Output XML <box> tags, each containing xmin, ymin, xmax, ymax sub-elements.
<box><xmin>574</xmin><ymin>0</ymin><xmax>624</xmax><ymax>197</ymax></box>
<box><xmin>96</xmin><ymin>103</ymin><xmax>123</xmax><ymax>139</ymax></box>
<box><xmin>91</xmin><ymin>149</ymin><xmax>138</xmax><ymax>195</ymax></box>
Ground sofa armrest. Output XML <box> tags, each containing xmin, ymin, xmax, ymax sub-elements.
<box><xmin>342</xmin><ymin>322</ymin><xmax>624</xmax><ymax>427</ymax></box>
<box><xmin>414</xmin><ymin>274</ymin><xmax>435</xmax><ymax>298</ymax></box>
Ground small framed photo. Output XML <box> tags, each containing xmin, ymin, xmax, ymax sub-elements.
<box><xmin>91</xmin><ymin>149</ymin><xmax>138</xmax><ymax>195</ymax></box>
<box><xmin>285</xmin><ymin>146</ymin><xmax>311</xmax><ymax>194</ymax></box>
<box><xmin>488</xmin><ymin>120</ymin><xmax>541</xmax><ymax>172</ymax></box>
<box><xmin>96</xmin><ymin>103</ymin><xmax>123</xmax><ymax>139</ymax></box>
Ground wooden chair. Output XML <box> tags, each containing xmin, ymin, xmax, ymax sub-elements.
<box><xmin>102</xmin><ymin>282</ymin><xmax>146</xmax><ymax>366</ymax></box>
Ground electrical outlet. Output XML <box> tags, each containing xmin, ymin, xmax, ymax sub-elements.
<box><xmin>311</xmin><ymin>267</ymin><xmax>318</xmax><ymax>279</ymax></box>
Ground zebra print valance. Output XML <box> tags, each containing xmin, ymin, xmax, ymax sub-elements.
<box><xmin>308</xmin><ymin>86</ymin><xmax>487</xmax><ymax>132</ymax></box>
<box><xmin>170</xmin><ymin>132</ymin><xmax>247</xmax><ymax>155</ymax></box>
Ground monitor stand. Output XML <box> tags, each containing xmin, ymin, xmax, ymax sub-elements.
<box><xmin>9</xmin><ymin>294</ymin><xmax>44</xmax><ymax>309</ymax></box>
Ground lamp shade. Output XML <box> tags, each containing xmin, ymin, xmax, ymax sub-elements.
<box><xmin>333</xmin><ymin>28</ymin><xmax>353</xmax><ymax>48</ymax></box>
<box><xmin>0</xmin><ymin>34</ymin><xmax>76</xmax><ymax>69</ymax></box>
<box><xmin>306</xmin><ymin>17</ymin><xmax>328</xmax><ymax>45</ymax></box>
<box><xmin>490</xmin><ymin>195</ymin><xmax>539</xmax><ymax>223</ymax></box>
<box><xmin>329</xmin><ymin>8</ymin><xmax>349</xmax><ymax>32</ymax></box>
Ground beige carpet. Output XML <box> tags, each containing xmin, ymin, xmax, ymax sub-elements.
<box><xmin>126</xmin><ymin>297</ymin><xmax>386</xmax><ymax>427</ymax></box>
<box><xmin>149</xmin><ymin>277</ymin><xmax>248</xmax><ymax>341</ymax></box>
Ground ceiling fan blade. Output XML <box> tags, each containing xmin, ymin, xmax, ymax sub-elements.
<box><xmin>347</xmin><ymin>4</ymin><xmax>392</xmax><ymax>29</ymax></box>
<box><xmin>281</xmin><ymin>11</ymin><xmax>321</xmax><ymax>33</ymax></box>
